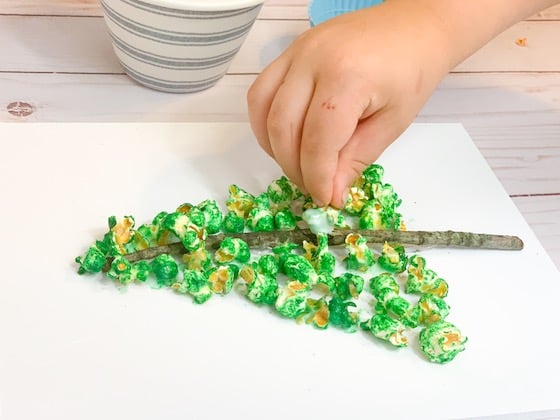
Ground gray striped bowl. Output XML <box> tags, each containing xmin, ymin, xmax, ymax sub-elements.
<box><xmin>100</xmin><ymin>0</ymin><xmax>263</xmax><ymax>93</ymax></box>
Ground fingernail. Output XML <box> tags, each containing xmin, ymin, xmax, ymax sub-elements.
<box><xmin>340</xmin><ymin>188</ymin><xmax>349</xmax><ymax>205</ymax></box>
<box><xmin>314</xmin><ymin>198</ymin><xmax>326</xmax><ymax>208</ymax></box>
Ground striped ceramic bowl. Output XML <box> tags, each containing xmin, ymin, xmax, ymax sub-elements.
<box><xmin>100</xmin><ymin>0</ymin><xmax>263</xmax><ymax>93</ymax></box>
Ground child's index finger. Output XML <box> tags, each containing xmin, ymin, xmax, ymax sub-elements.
<box><xmin>300</xmin><ymin>81</ymin><xmax>369</xmax><ymax>207</ymax></box>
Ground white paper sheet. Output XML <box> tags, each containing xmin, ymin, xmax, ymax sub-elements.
<box><xmin>0</xmin><ymin>123</ymin><xmax>559</xmax><ymax>420</ymax></box>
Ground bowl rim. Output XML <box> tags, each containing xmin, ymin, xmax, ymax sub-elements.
<box><xmin>112</xmin><ymin>0</ymin><xmax>265</xmax><ymax>12</ymax></box>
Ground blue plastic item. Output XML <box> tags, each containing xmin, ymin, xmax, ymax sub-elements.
<box><xmin>308</xmin><ymin>0</ymin><xmax>384</xmax><ymax>26</ymax></box>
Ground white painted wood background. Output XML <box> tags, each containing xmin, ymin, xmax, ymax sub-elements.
<box><xmin>1</xmin><ymin>0</ymin><xmax>559</xmax><ymax>269</ymax></box>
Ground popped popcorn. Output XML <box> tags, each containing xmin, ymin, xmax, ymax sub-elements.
<box><xmin>419</xmin><ymin>321</ymin><xmax>467</xmax><ymax>363</ymax></box>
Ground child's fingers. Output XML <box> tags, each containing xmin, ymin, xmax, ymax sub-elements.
<box><xmin>266</xmin><ymin>68</ymin><xmax>315</xmax><ymax>193</ymax></box>
<box><xmin>331</xmin><ymin>110</ymin><xmax>406</xmax><ymax>208</ymax></box>
<box><xmin>247</xmin><ymin>55</ymin><xmax>292</xmax><ymax>159</ymax></box>
<box><xmin>299</xmin><ymin>80</ymin><xmax>370</xmax><ymax>207</ymax></box>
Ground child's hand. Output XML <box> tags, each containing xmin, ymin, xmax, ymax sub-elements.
<box><xmin>247</xmin><ymin>1</ymin><xmax>453</xmax><ymax>208</ymax></box>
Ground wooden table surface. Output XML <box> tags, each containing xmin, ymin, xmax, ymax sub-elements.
<box><xmin>2</xmin><ymin>0</ymin><xmax>559</xmax><ymax>270</ymax></box>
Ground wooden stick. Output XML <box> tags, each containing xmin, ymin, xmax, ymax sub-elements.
<box><xmin>102</xmin><ymin>228</ymin><xmax>523</xmax><ymax>271</ymax></box>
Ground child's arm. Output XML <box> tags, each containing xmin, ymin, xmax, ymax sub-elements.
<box><xmin>247</xmin><ymin>0</ymin><xmax>560</xmax><ymax>208</ymax></box>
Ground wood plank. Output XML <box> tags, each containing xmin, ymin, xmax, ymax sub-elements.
<box><xmin>1</xmin><ymin>0</ymin><xmax>102</xmax><ymax>17</ymax></box>
<box><xmin>1</xmin><ymin>17</ymin><xmax>559</xmax><ymax>75</ymax></box>
<box><xmin>455</xmin><ymin>21</ymin><xmax>560</xmax><ymax>72</ymax></box>
<box><xmin>2</xmin><ymin>0</ymin><xmax>559</xmax><ymax>21</ymax></box>
<box><xmin>529</xmin><ymin>4</ymin><xmax>560</xmax><ymax>20</ymax></box>
<box><xmin>418</xmin><ymin>72</ymin><xmax>560</xmax><ymax>196</ymax></box>
<box><xmin>0</xmin><ymin>72</ymin><xmax>558</xmax><ymax>197</ymax></box>
<box><xmin>512</xmin><ymin>195</ymin><xmax>560</xmax><ymax>270</ymax></box>
<box><xmin>0</xmin><ymin>72</ymin><xmax>251</xmax><ymax>122</ymax></box>
<box><xmin>0</xmin><ymin>16</ymin><xmax>120</xmax><ymax>74</ymax></box>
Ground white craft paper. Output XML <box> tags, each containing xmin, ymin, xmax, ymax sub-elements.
<box><xmin>0</xmin><ymin>123</ymin><xmax>558</xmax><ymax>420</ymax></box>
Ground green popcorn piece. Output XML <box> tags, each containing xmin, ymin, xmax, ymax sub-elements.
<box><xmin>174</xmin><ymin>269</ymin><xmax>212</xmax><ymax>304</ymax></box>
<box><xmin>419</xmin><ymin>321</ymin><xmax>467</xmax><ymax>364</ymax></box>
<box><xmin>226</xmin><ymin>184</ymin><xmax>255</xmax><ymax>218</ymax></box>
<box><xmin>353</xmin><ymin>179</ymin><xmax>403</xmax><ymax>230</ymax></box>
<box><xmin>75</xmin><ymin>245</ymin><xmax>106</xmax><ymax>274</ymax></box>
<box><xmin>303</xmin><ymin>233</ymin><xmax>335</xmax><ymax>275</ymax></box>
<box><xmin>239</xmin><ymin>264</ymin><xmax>279</xmax><ymax>305</ymax></box>
<box><xmin>361</xmin><ymin>163</ymin><xmax>385</xmax><ymax>185</ymax></box>
<box><xmin>357</xmin><ymin>162</ymin><xmax>397</xmax><ymax>224</ymax></box>
<box><xmin>275</xmin><ymin>281</ymin><xmax>310</xmax><ymax>319</ymax></box>
<box><xmin>334</xmin><ymin>273</ymin><xmax>364</xmax><ymax>300</ymax></box>
<box><xmin>105</xmin><ymin>215</ymin><xmax>136</xmax><ymax>256</ymax></box>
<box><xmin>329</xmin><ymin>207</ymin><xmax>350</xmax><ymax>229</ymax></box>
<box><xmin>98</xmin><ymin>232</ymin><xmax>115</xmax><ymax>256</ymax></box>
<box><xmin>402</xmin><ymin>304</ymin><xmax>422</xmax><ymax>329</ymax></box>
<box><xmin>247</xmin><ymin>207</ymin><xmax>275</xmax><ymax>232</ymax></box>
<box><xmin>247</xmin><ymin>275</ymin><xmax>278</xmax><ymax>305</ymax></box>
<box><xmin>273</xmin><ymin>242</ymin><xmax>300</xmax><ymax>254</ymax></box>
<box><xmin>316</xmin><ymin>252</ymin><xmax>335</xmax><ymax>276</ymax></box>
<box><xmin>382</xmin><ymin>210</ymin><xmax>404</xmax><ymax>231</ymax></box>
<box><xmin>406</xmin><ymin>255</ymin><xmax>449</xmax><ymax>298</ymax></box>
<box><xmin>151</xmin><ymin>254</ymin><xmax>179</xmax><ymax>286</ymax></box>
<box><xmin>373</xmin><ymin>301</ymin><xmax>387</xmax><ymax>315</ymax></box>
<box><xmin>362</xmin><ymin>313</ymin><xmax>408</xmax><ymax>347</ymax></box>
<box><xmin>94</xmin><ymin>236</ymin><xmax>110</xmax><ymax>256</ymax></box>
<box><xmin>281</xmin><ymin>253</ymin><xmax>319</xmax><ymax>285</ymax></box>
<box><xmin>132</xmin><ymin>261</ymin><xmax>151</xmax><ymax>282</ymax></box>
<box><xmin>375</xmin><ymin>287</ymin><xmax>399</xmax><ymax>307</ymax></box>
<box><xmin>181</xmin><ymin>227</ymin><xmax>207</xmax><ymax>252</ymax></box>
<box><xmin>418</xmin><ymin>294</ymin><xmax>450</xmax><ymax>325</ymax></box>
<box><xmin>385</xmin><ymin>296</ymin><xmax>421</xmax><ymax>329</ymax></box>
<box><xmin>164</xmin><ymin>212</ymin><xmax>190</xmax><ymax>239</ymax></box>
<box><xmin>186</xmin><ymin>206</ymin><xmax>206</xmax><ymax>227</ymax></box>
<box><xmin>369</xmin><ymin>272</ymin><xmax>399</xmax><ymax>298</ymax></box>
<box><xmin>257</xmin><ymin>254</ymin><xmax>279</xmax><ymax>277</ymax></box>
<box><xmin>316</xmin><ymin>273</ymin><xmax>336</xmax><ymax>293</ymax></box>
<box><xmin>164</xmin><ymin>212</ymin><xmax>207</xmax><ymax>251</ymax></box>
<box><xmin>371</xmin><ymin>182</ymin><xmax>402</xmax><ymax>211</ymax></box>
<box><xmin>214</xmin><ymin>237</ymin><xmax>250</xmax><ymax>265</ymax></box>
<box><xmin>107</xmin><ymin>215</ymin><xmax>118</xmax><ymax>230</ymax></box>
<box><xmin>343</xmin><ymin>186</ymin><xmax>369</xmax><ymax>216</ymax></box>
<box><xmin>130</xmin><ymin>224</ymin><xmax>153</xmax><ymax>251</ymax></box>
<box><xmin>378</xmin><ymin>242</ymin><xmax>408</xmax><ymax>273</ymax></box>
<box><xmin>359</xmin><ymin>200</ymin><xmax>384</xmax><ymax>230</ymax></box>
<box><xmin>267</xmin><ymin>176</ymin><xmax>301</xmax><ymax>205</ymax></box>
<box><xmin>328</xmin><ymin>296</ymin><xmax>359</xmax><ymax>333</ymax></box>
<box><xmin>305</xmin><ymin>298</ymin><xmax>330</xmax><ymax>329</ymax></box>
<box><xmin>150</xmin><ymin>211</ymin><xmax>171</xmax><ymax>244</ymax></box>
<box><xmin>106</xmin><ymin>256</ymin><xmax>132</xmax><ymax>283</ymax></box>
<box><xmin>107</xmin><ymin>257</ymin><xmax>151</xmax><ymax>284</ymax></box>
<box><xmin>222</xmin><ymin>211</ymin><xmax>245</xmax><ymax>233</ymax></box>
<box><xmin>183</xmin><ymin>245</ymin><xmax>212</xmax><ymax>271</ymax></box>
<box><xmin>274</xmin><ymin>209</ymin><xmax>297</xmax><ymax>231</ymax></box>
<box><xmin>207</xmin><ymin>264</ymin><xmax>238</xmax><ymax>294</ymax></box>
<box><xmin>254</xmin><ymin>192</ymin><xmax>270</xmax><ymax>208</ymax></box>
<box><xmin>176</xmin><ymin>202</ymin><xmax>194</xmax><ymax>213</ymax></box>
<box><xmin>411</xmin><ymin>269</ymin><xmax>449</xmax><ymax>298</ymax></box>
<box><xmin>194</xmin><ymin>199</ymin><xmax>223</xmax><ymax>234</ymax></box>
<box><xmin>272</xmin><ymin>242</ymin><xmax>300</xmax><ymax>267</ymax></box>
<box><xmin>343</xmin><ymin>233</ymin><xmax>375</xmax><ymax>272</ymax></box>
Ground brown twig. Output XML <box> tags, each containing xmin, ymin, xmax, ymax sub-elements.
<box><xmin>101</xmin><ymin>229</ymin><xmax>523</xmax><ymax>272</ymax></box>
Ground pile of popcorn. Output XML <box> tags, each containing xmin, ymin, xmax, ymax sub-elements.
<box><xmin>76</xmin><ymin>164</ymin><xmax>466</xmax><ymax>364</ymax></box>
